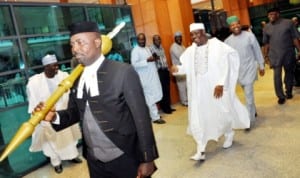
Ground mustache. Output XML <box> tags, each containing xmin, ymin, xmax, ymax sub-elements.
<box><xmin>72</xmin><ymin>53</ymin><xmax>84</xmax><ymax>58</ymax></box>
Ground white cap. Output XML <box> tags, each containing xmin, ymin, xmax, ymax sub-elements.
<box><xmin>174</xmin><ymin>31</ymin><xmax>182</xmax><ymax>37</ymax></box>
<box><xmin>189</xmin><ymin>23</ymin><xmax>205</xmax><ymax>32</ymax></box>
<box><xmin>42</xmin><ymin>54</ymin><xmax>57</xmax><ymax>66</ymax></box>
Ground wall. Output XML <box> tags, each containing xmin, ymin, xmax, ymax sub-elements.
<box><xmin>127</xmin><ymin>0</ymin><xmax>194</xmax><ymax>104</ymax></box>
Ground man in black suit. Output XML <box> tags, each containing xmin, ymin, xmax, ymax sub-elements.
<box><xmin>35</xmin><ymin>21</ymin><xmax>158</xmax><ymax>178</ymax></box>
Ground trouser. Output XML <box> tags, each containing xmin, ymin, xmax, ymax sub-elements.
<box><xmin>50</xmin><ymin>153</ymin><xmax>62</xmax><ymax>167</ymax></box>
<box><xmin>157</xmin><ymin>68</ymin><xmax>172</xmax><ymax>112</ymax></box>
<box><xmin>295</xmin><ymin>60</ymin><xmax>300</xmax><ymax>86</ymax></box>
<box><xmin>273</xmin><ymin>62</ymin><xmax>295</xmax><ymax>99</ymax></box>
<box><xmin>148</xmin><ymin>103</ymin><xmax>160</xmax><ymax>121</ymax></box>
<box><xmin>86</xmin><ymin>151</ymin><xmax>139</xmax><ymax>178</ymax></box>
<box><xmin>241</xmin><ymin>83</ymin><xmax>256</xmax><ymax>122</ymax></box>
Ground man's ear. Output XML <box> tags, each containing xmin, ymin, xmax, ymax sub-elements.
<box><xmin>95</xmin><ymin>38</ymin><xmax>101</xmax><ymax>48</ymax></box>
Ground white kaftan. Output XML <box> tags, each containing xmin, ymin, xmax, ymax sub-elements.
<box><xmin>170</xmin><ymin>42</ymin><xmax>188</xmax><ymax>105</ymax></box>
<box><xmin>27</xmin><ymin>70</ymin><xmax>81</xmax><ymax>166</ymax></box>
<box><xmin>130</xmin><ymin>46</ymin><xmax>162</xmax><ymax>107</ymax></box>
<box><xmin>174</xmin><ymin>38</ymin><xmax>250</xmax><ymax>151</ymax></box>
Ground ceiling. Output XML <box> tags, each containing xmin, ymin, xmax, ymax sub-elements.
<box><xmin>7</xmin><ymin>0</ymin><xmax>223</xmax><ymax>10</ymax></box>
<box><xmin>192</xmin><ymin>0</ymin><xmax>224</xmax><ymax>10</ymax></box>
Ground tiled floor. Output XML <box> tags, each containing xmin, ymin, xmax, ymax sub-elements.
<box><xmin>23</xmin><ymin>67</ymin><xmax>300</xmax><ymax>178</ymax></box>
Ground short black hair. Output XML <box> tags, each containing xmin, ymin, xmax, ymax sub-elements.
<box><xmin>267</xmin><ymin>7</ymin><xmax>280</xmax><ymax>14</ymax></box>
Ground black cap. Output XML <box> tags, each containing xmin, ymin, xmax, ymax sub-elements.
<box><xmin>69</xmin><ymin>21</ymin><xmax>100</xmax><ymax>36</ymax></box>
<box><xmin>267</xmin><ymin>7</ymin><xmax>280</xmax><ymax>14</ymax></box>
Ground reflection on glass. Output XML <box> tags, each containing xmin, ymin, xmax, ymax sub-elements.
<box><xmin>22</xmin><ymin>35</ymin><xmax>72</xmax><ymax>67</ymax></box>
<box><xmin>0</xmin><ymin>72</ymin><xmax>27</xmax><ymax>108</ymax></box>
<box><xmin>0</xmin><ymin>39</ymin><xmax>22</xmax><ymax>72</ymax></box>
<box><xmin>0</xmin><ymin>6</ymin><xmax>15</xmax><ymax>37</ymax></box>
<box><xmin>13</xmin><ymin>6</ymin><xmax>84</xmax><ymax>35</ymax></box>
<box><xmin>0</xmin><ymin>4</ymin><xmax>136</xmax><ymax>109</ymax></box>
<box><xmin>87</xmin><ymin>6</ymin><xmax>135</xmax><ymax>63</ymax></box>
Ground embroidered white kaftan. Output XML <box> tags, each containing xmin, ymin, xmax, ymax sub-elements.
<box><xmin>174</xmin><ymin>38</ymin><xmax>250</xmax><ymax>150</ymax></box>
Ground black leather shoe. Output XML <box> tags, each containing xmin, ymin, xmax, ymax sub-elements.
<box><xmin>163</xmin><ymin>110</ymin><xmax>172</xmax><ymax>114</ymax></box>
<box><xmin>278</xmin><ymin>98</ymin><xmax>286</xmax><ymax>105</ymax></box>
<box><xmin>171</xmin><ymin>108</ymin><xmax>176</xmax><ymax>112</ymax></box>
<box><xmin>70</xmin><ymin>157</ymin><xmax>82</xmax><ymax>164</ymax></box>
<box><xmin>286</xmin><ymin>94</ymin><xmax>293</xmax><ymax>99</ymax></box>
<box><xmin>54</xmin><ymin>164</ymin><xmax>63</xmax><ymax>174</ymax></box>
<box><xmin>245</xmin><ymin>128</ymin><xmax>251</xmax><ymax>132</ymax></box>
<box><xmin>153</xmin><ymin>119</ymin><xmax>166</xmax><ymax>124</ymax></box>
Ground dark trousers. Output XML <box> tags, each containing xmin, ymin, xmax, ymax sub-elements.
<box><xmin>273</xmin><ymin>61</ymin><xmax>296</xmax><ymax>99</ymax></box>
<box><xmin>86</xmin><ymin>151</ymin><xmax>139</xmax><ymax>178</ymax></box>
<box><xmin>157</xmin><ymin>68</ymin><xmax>172</xmax><ymax>112</ymax></box>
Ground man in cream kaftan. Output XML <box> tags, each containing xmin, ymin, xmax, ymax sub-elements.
<box><xmin>172</xmin><ymin>23</ymin><xmax>250</xmax><ymax>161</ymax></box>
<box><xmin>170</xmin><ymin>32</ymin><xmax>188</xmax><ymax>106</ymax></box>
<box><xmin>26</xmin><ymin>54</ymin><xmax>82</xmax><ymax>173</ymax></box>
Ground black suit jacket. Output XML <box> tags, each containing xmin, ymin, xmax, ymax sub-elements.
<box><xmin>53</xmin><ymin>59</ymin><xmax>158</xmax><ymax>163</ymax></box>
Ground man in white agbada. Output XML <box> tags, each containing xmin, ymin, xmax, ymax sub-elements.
<box><xmin>224</xmin><ymin>16</ymin><xmax>265</xmax><ymax>130</ymax></box>
<box><xmin>130</xmin><ymin>33</ymin><xmax>166</xmax><ymax>124</ymax></box>
<box><xmin>170</xmin><ymin>31</ymin><xmax>188</xmax><ymax>106</ymax></box>
<box><xmin>171</xmin><ymin>23</ymin><xmax>250</xmax><ymax>161</ymax></box>
<box><xmin>26</xmin><ymin>54</ymin><xmax>82</xmax><ymax>173</ymax></box>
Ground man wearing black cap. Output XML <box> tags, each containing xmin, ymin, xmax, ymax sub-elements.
<box><xmin>263</xmin><ymin>7</ymin><xmax>300</xmax><ymax>104</ymax></box>
<box><xmin>37</xmin><ymin>21</ymin><xmax>158</xmax><ymax>178</ymax></box>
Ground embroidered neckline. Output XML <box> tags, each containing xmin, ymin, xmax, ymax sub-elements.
<box><xmin>194</xmin><ymin>41</ymin><xmax>209</xmax><ymax>75</ymax></box>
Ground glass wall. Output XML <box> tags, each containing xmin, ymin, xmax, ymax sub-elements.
<box><xmin>0</xmin><ymin>3</ymin><xmax>135</xmax><ymax>109</ymax></box>
<box><xmin>87</xmin><ymin>6</ymin><xmax>135</xmax><ymax>62</ymax></box>
<box><xmin>0</xmin><ymin>2</ymin><xmax>136</xmax><ymax>177</ymax></box>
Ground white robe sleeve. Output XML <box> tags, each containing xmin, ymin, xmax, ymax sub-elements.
<box><xmin>130</xmin><ymin>47</ymin><xmax>149</xmax><ymax>69</ymax></box>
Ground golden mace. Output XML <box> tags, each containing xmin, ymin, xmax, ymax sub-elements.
<box><xmin>0</xmin><ymin>22</ymin><xmax>126</xmax><ymax>161</ymax></box>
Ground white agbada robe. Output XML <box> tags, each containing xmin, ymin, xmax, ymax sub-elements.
<box><xmin>130</xmin><ymin>46</ymin><xmax>163</xmax><ymax>107</ymax></box>
<box><xmin>27</xmin><ymin>70</ymin><xmax>81</xmax><ymax>164</ymax></box>
<box><xmin>174</xmin><ymin>38</ymin><xmax>250</xmax><ymax>151</ymax></box>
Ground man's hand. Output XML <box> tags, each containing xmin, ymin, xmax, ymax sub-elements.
<box><xmin>33</xmin><ymin>102</ymin><xmax>56</xmax><ymax>122</ymax></box>
<box><xmin>259</xmin><ymin>69</ymin><xmax>265</xmax><ymax>76</ymax></box>
<box><xmin>214</xmin><ymin>85</ymin><xmax>223</xmax><ymax>99</ymax></box>
<box><xmin>136</xmin><ymin>161</ymin><xmax>157</xmax><ymax>178</ymax></box>
<box><xmin>147</xmin><ymin>56</ymin><xmax>156</xmax><ymax>62</ymax></box>
<box><xmin>171</xmin><ymin>65</ymin><xmax>178</xmax><ymax>73</ymax></box>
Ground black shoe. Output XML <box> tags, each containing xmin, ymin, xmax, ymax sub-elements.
<box><xmin>245</xmin><ymin>128</ymin><xmax>251</xmax><ymax>132</ymax></box>
<box><xmin>255</xmin><ymin>112</ymin><xmax>257</xmax><ymax>117</ymax></box>
<box><xmin>163</xmin><ymin>110</ymin><xmax>172</xmax><ymax>114</ymax></box>
<box><xmin>182</xmin><ymin>103</ymin><xmax>188</xmax><ymax>107</ymax></box>
<box><xmin>54</xmin><ymin>164</ymin><xmax>63</xmax><ymax>174</ymax></box>
<box><xmin>153</xmin><ymin>119</ymin><xmax>166</xmax><ymax>124</ymax></box>
<box><xmin>171</xmin><ymin>108</ymin><xmax>176</xmax><ymax>112</ymax></box>
<box><xmin>69</xmin><ymin>157</ymin><xmax>82</xmax><ymax>164</ymax></box>
<box><xmin>286</xmin><ymin>94</ymin><xmax>293</xmax><ymax>99</ymax></box>
<box><xmin>278</xmin><ymin>98</ymin><xmax>286</xmax><ymax>105</ymax></box>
